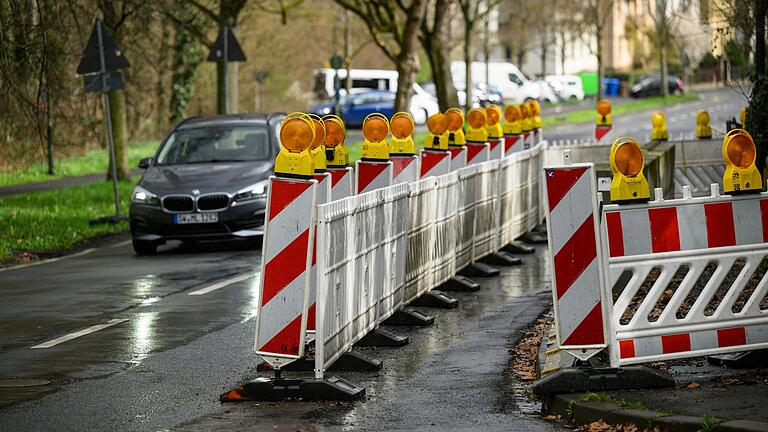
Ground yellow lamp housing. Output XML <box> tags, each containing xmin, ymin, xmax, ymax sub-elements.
<box><xmin>307</xmin><ymin>114</ymin><xmax>327</xmax><ymax>172</ymax></box>
<box><xmin>424</xmin><ymin>112</ymin><xmax>449</xmax><ymax>150</ymax></box>
<box><xmin>596</xmin><ymin>99</ymin><xmax>612</xmax><ymax>127</ymax></box>
<box><xmin>465</xmin><ymin>108</ymin><xmax>488</xmax><ymax>142</ymax></box>
<box><xmin>722</xmin><ymin>128</ymin><xmax>762</xmax><ymax>194</ymax></box>
<box><xmin>609</xmin><ymin>136</ymin><xmax>650</xmax><ymax>203</ymax></box>
<box><xmin>651</xmin><ymin>111</ymin><xmax>669</xmax><ymax>141</ymax></box>
<box><xmin>389</xmin><ymin>112</ymin><xmax>416</xmax><ymax>154</ymax></box>
<box><xmin>361</xmin><ymin>113</ymin><xmax>390</xmax><ymax>160</ymax></box>
<box><xmin>740</xmin><ymin>107</ymin><xmax>747</xmax><ymax>126</ymax></box>
<box><xmin>322</xmin><ymin>115</ymin><xmax>349</xmax><ymax>167</ymax></box>
<box><xmin>695</xmin><ymin>111</ymin><xmax>712</xmax><ymax>139</ymax></box>
<box><xmin>520</xmin><ymin>104</ymin><xmax>533</xmax><ymax>132</ymax></box>
<box><xmin>484</xmin><ymin>105</ymin><xmax>503</xmax><ymax>138</ymax></box>
<box><xmin>275</xmin><ymin>112</ymin><xmax>315</xmax><ymax>177</ymax></box>
<box><xmin>529</xmin><ymin>101</ymin><xmax>542</xmax><ymax>129</ymax></box>
<box><xmin>503</xmin><ymin>105</ymin><xmax>522</xmax><ymax>135</ymax></box>
<box><xmin>446</xmin><ymin>108</ymin><xmax>466</xmax><ymax>146</ymax></box>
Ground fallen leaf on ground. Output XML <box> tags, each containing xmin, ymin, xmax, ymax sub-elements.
<box><xmin>686</xmin><ymin>382</ymin><xmax>701</xmax><ymax>389</ymax></box>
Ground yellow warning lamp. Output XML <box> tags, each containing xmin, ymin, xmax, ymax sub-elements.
<box><xmin>484</xmin><ymin>105</ymin><xmax>503</xmax><ymax>139</ymax></box>
<box><xmin>424</xmin><ymin>113</ymin><xmax>449</xmax><ymax>150</ymax></box>
<box><xmin>275</xmin><ymin>112</ymin><xmax>315</xmax><ymax>177</ymax></box>
<box><xmin>466</xmin><ymin>108</ymin><xmax>488</xmax><ymax>143</ymax></box>
<box><xmin>446</xmin><ymin>108</ymin><xmax>466</xmax><ymax>145</ymax></box>
<box><xmin>389</xmin><ymin>112</ymin><xmax>416</xmax><ymax>154</ymax></box>
<box><xmin>740</xmin><ymin>107</ymin><xmax>747</xmax><ymax>127</ymax></box>
<box><xmin>306</xmin><ymin>114</ymin><xmax>327</xmax><ymax>172</ymax></box>
<box><xmin>651</xmin><ymin>111</ymin><xmax>669</xmax><ymax>141</ymax></box>
<box><xmin>609</xmin><ymin>136</ymin><xmax>650</xmax><ymax>203</ymax></box>
<box><xmin>529</xmin><ymin>100</ymin><xmax>542</xmax><ymax>129</ymax></box>
<box><xmin>503</xmin><ymin>105</ymin><xmax>522</xmax><ymax>135</ymax></box>
<box><xmin>322</xmin><ymin>115</ymin><xmax>348</xmax><ymax>167</ymax></box>
<box><xmin>722</xmin><ymin>128</ymin><xmax>762</xmax><ymax>194</ymax></box>
<box><xmin>361</xmin><ymin>113</ymin><xmax>390</xmax><ymax>160</ymax></box>
<box><xmin>695</xmin><ymin>111</ymin><xmax>712</xmax><ymax>139</ymax></box>
<box><xmin>596</xmin><ymin>99</ymin><xmax>612</xmax><ymax>127</ymax></box>
<box><xmin>519</xmin><ymin>104</ymin><xmax>533</xmax><ymax>133</ymax></box>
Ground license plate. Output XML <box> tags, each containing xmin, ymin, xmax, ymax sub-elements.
<box><xmin>174</xmin><ymin>213</ymin><xmax>219</xmax><ymax>224</ymax></box>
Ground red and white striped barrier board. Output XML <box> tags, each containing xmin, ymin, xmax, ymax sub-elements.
<box><xmin>465</xmin><ymin>142</ymin><xmax>490</xmax><ymax>166</ymax></box>
<box><xmin>391</xmin><ymin>155</ymin><xmax>420</xmax><ymax>185</ymax></box>
<box><xmin>595</xmin><ymin>125</ymin><xmax>611</xmax><ymax>142</ymax></box>
<box><xmin>327</xmin><ymin>166</ymin><xmax>353</xmax><ymax>201</ymax></box>
<box><xmin>605</xmin><ymin>198</ymin><xmax>768</xmax><ymax>258</ymax></box>
<box><xmin>254</xmin><ymin>177</ymin><xmax>317</xmax><ymax>367</ymax></box>
<box><xmin>448</xmin><ymin>146</ymin><xmax>467</xmax><ymax>171</ymax></box>
<box><xmin>543</xmin><ymin>163</ymin><xmax>608</xmax><ymax>360</ymax></box>
<box><xmin>488</xmin><ymin>138</ymin><xmax>503</xmax><ymax>160</ymax></box>
<box><xmin>522</xmin><ymin>132</ymin><xmax>531</xmax><ymax>149</ymax></box>
<box><xmin>420</xmin><ymin>150</ymin><xmax>451</xmax><ymax>179</ymax></box>
<box><xmin>306</xmin><ymin>172</ymin><xmax>332</xmax><ymax>334</ymax></box>
<box><xmin>355</xmin><ymin>160</ymin><xmax>393</xmax><ymax>194</ymax></box>
<box><xmin>504</xmin><ymin>134</ymin><xmax>522</xmax><ymax>156</ymax></box>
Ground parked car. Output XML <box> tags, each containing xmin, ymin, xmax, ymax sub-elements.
<box><xmin>451</xmin><ymin>60</ymin><xmax>540</xmax><ymax>103</ymax></box>
<box><xmin>630</xmin><ymin>74</ymin><xmax>685</xmax><ymax>98</ymax></box>
<box><xmin>129</xmin><ymin>113</ymin><xmax>283</xmax><ymax>255</ymax></box>
<box><xmin>309</xmin><ymin>89</ymin><xmax>438</xmax><ymax>126</ymax></box>
<box><xmin>534</xmin><ymin>79</ymin><xmax>561</xmax><ymax>103</ymax></box>
<box><xmin>545</xmin><ymin>75</ymin><xmax>585</xmax><ymax>101</ymax></box>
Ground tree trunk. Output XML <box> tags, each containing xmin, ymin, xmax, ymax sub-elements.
<box><xmin>464</xmin><ymin>22</ymin><xmax>473</xmax><ymax>110</ymax></box>
<box><xmin>560</xmin><ymin>31</ymin><xmax>566</xmax><ymax>74</ymax></box>
<box><xmin>420</xmin><ymin>0</ymin><xmax>458</xmax><ymax>110</ymax></box>
<box><xmin>596</xmin><ymin>25</ymin><xmax>603</xmax><ymax>100</ymax></box>
<box><xmin>749</xmin><ymin>0</ymin><xmax>767</xmax><ymax>176</ymax></box>
<box><xmin>394</xmin><ymin>1</ymin><xmax>426</xmax><ymax>113</ymax></box>
<box><xmin>660</xmin><ymin>46</ymin><xmax>669</xmax><ymax>97</ymax></box>
<box><xmin>757</xmin><ymin>0</ymin><xmax>766</xmax><ymax>76</ymax></box>
<box><xmin>540</xmin><ymin>31</ymin><xmax>547</xmax><ymax>76</ymax></box>
<box><xmin>107</xmin><ymin>89</ymin><xmax>130</xmax><ymax>180</ymax></box>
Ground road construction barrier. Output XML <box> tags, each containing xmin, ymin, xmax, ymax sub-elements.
<box><xmin>544</xmin><ymin>158</ymin><xmax>768</xmax><ymax>370</ymax></box>
<box><xmin>391</xmin><ymin>155</ymin><xmax>419</xmax><ymax>185</ymax></box>
<box><xmin>455</xmin><ymin>165</ymin><xmax>479</xmax><ymax>270</ymax></box>
<box><xmin>403</xmin><ymin>176</ymin><xmax>438</xmax><ymax>304</ymax></box>
<box><xmin>432</xmin><ymin>172</ymin><xmax>459</xmax><ymax>286</ymax></box>
<box><xmin>472</xmin><ymin>161</ymin><xmax>500</xmax><ymax>260</ymax></box>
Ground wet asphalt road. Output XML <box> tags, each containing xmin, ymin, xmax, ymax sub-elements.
<box><xmin>0</xmin><ymin>233</ymin><xmax>561</xmax><ymax>431</ymax></box>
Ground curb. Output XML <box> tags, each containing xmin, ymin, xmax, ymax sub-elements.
<box><xmin>545</xmin><ymin>393</ymin><xmax>768</xmax><ymax>432</ymax></box>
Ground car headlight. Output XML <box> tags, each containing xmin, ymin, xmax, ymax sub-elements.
<box><xmin>234</xmin><ymin>179</ymin><xmax>268</xmax><ymax>202</ymax></box>
<box><xmin>132</xmin><ymin>185</ymin><xmax>160</xmax><ymax>206</ymax></box>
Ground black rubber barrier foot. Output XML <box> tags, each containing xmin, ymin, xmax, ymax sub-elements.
<box><xmin>502</xmin><ymin>241</ymin><xmax>536</xmax><ymax>255</ymax></box>
<box><xmin>480</xmin><ymin>252</ymin><xmax>523</xmax><ymax>266</ymax></box>
<box><xmin>459</xmin><ymin>262</ymin><xmax>500</xmax><ymax>278</ymax></box>
<box><xmin>356</xmin><ymin>327</ymin><xmax>409</xmax><ymax>347</ymax></box>
<box><xmin>257</xmin><ymin>351</ymin><xmax>382</xmax><ymax>372</ymax></box>
<box><xmin>518</xmin><ymin>231</ymin><xmax>548</xmax><ymax>245</ymax></box>
<box><xmin>439</xmin><ymin>275</ymin><xmax>481</xmax><ymax>292</ymax></box>
<box><xmin>220</xmin><ymin>376</ymin><xmax>365</xmax><ymax>401</ymax></box>
<box><xmin>707</xmin><ymin>349</ymin><xmax>768</xmax><ymax>368</ymax></box>
<box><xmin>384</xmin><ymin>308</ymin><xmax>435</xmax><ymax>326</ymax></box>
<box><xmin>410</xmin><ymin>290</ymin><xmax>459</xmax><ymax>308</ymax></box>
<box><xmin>532</xmin><ymin>365</ymin><xmax>675</xmax><ymax>395</ymax></box>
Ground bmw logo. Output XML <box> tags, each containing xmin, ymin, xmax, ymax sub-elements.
<box><xmin>192</xmin><ymin>189</ymin><xmax>200</xmax><ymax>196</ymax></box>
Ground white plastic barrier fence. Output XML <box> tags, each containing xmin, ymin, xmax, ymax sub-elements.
<box><xmin>432</xmin><ymin>172</ymin><xmax>459</xmax><ymax>287</ymax></box>
<box><xmin>403</xmin><ymin>177</ymin><xmax>437</xmax><ymax>305</ymax></box>
<box><xmin>455</xmin><ymin>165</ymin><xmax>479</xmax><ymax>271</ymax></box>
<box><xmin>473</xmin><ymin>161</ymin><xmax>500</xmax><ymax>259</ymax></box>
<box><xmin>544</xmin><ymin>161</ymin><xmax>768</xmax><ymax>368</ymax></box>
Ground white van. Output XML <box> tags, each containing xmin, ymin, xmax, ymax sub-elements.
<box><xmin>450</xmin><ymin>61</ymin><xmax>540</xmax><ymax>104</ymax></box>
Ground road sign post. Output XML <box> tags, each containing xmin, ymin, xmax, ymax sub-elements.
<box><xmin>207</xmin><ymin>24</ymin><xmax>247</xmax><ymax>114</ymax></box>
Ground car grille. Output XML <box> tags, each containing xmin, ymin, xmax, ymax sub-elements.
<box><xmin>163</xmin><ymin>196</ymin><xmax>193</xmax><ymax>212</ymax></box>
<box><xmin>198</xmin><ymin>194</ymin><xmax>230</xmax><ymax>211</ymax></box>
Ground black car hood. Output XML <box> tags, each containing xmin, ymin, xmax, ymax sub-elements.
<box><xmin>139</xmin><ymin>162</ymin><xmax>273</xmax><ymax>196</ymax></box>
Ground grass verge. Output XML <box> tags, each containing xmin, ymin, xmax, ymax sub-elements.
<box><xmin>0</xmin><ymin>141</ymin><xmax>159</xmax><ymax>187</ymax></box>
<box><xmin>541</xmin><ymin>94</ymin><xmax>699</xmax><ymax>129</ymax></box>
<box><xmin>0</xmin><ymin>179</ymin><xmax>137</xmax><ymax>261</ymax></box>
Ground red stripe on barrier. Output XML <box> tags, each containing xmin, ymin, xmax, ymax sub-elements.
<box><xmin>466</xmin><ymin>143</ymin><xmax>486</xmax><ymax>162</ymax></box>
<box><xmin>606</xmin><ymin>212</ymin><xmax>625</xmax><ymax>257</ymax></box>
<box><xmin>619</xmin><ymin>340</ymin><xmax>636</xmax><ymax>358</ymax></box>
<box><xmin>705</xmin><ymin>202</ymin><xmax>736</xmax><ymax>248</ymax></box>
<box><xmin>761</xmin><ymin>200</ymin><xmax>768</xmax><ymax>242</ymax></box>
<box><xmin>258</xmin><ymin>314</ymin><xmax>302</xmax><ymax>356</ymax></box>
<box><xmin>420</xmin><ymin>151</ymin><xmax>447</xmax><ymax>177</ymax></box>
<box><xmin>545</xmin><ymin>167</ymin><xmax>588</xmax><ymax>211</ymax></box>
<box><xmin>717</xmin><ymin>327</ymin><xmax>747</xmax><ymax>347</ymax></box>
<box><xmin>554</xmin><ymin>215</ymin><xmax>596</xmax><ymax>299</ymax></box>
<box><xmin>392</xmin><ymin>156</ymin><xmax>415</xmax><ymax>179</ymax></box>
<box><xmin>268</xmin><ymin>180</ymin><xmax>312</xmax><ymax>221</ymax></box>
<box><xmin>595</xmin><ymin>125</ymin><xmax>611</xmax><ymax>141</ymax></box>
<box><xmin>488</xmin><ymin>138</ymin><xmax>501</xmax><ymax>151</ymax></box>
<box><xmin>357</xmin><ymin>162</ymin><xmax>388</xmax><ymax>193</ymax></box>
<box><xmin>328</xmin><ymin>169</ymin><xmax>348</xmax><ymax>188</ymax></box>
<box><xmin>306</xmin><ymin>303</ymin><xmax>316</xmax><ymax>332</ymax></box>
<box><xmin>661</xmin><ymin>333</ymin><xmax>691</xmax><ymax>354</ymax></box>
<box><xmin>562</xmin><ymin>301</ymin><xmax>604</xmax><ymax>345</ymax></box>
<box><xmin>649</xmin><ymin>207</ymin><xmax>680</xmax><ymax>253</ymax></box>
<box><xmin>504</xmin><ymin>135</ymin><xmax>520</xmax><ymax>153</ymax></box>
<box><xmin>262</xmin><ymin>229</ymin><xmax>310</xmax><ymax>306</ymax></box>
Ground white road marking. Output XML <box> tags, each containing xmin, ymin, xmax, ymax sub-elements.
<box><xmin>187</xmin><ymin>273</ymin><xmax>258</xmax><ymax>296</ymax></box>
<box><xmin>31</xmin><ymin>319</ymin><xmax>129</xmax><ymax>349</ymax></box>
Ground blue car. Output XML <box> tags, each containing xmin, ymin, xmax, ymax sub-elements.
<box><xmin>309</xmin><ymin>90</ymin><xmax>396</xmax><ymax>128</ymax></box>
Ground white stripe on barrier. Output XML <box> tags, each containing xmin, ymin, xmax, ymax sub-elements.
<box><xmin>449</xmin><ymin>146</ymin><xmax>467</xmax><ymax>171</ymax></box>
<box><xmin>327</xmin><ymin>166</ymin><xmax>354</xmax><ymax>201</ymax></box>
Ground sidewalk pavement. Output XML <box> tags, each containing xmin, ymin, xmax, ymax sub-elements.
<box><xmin>0</xmin><ymin>168</ymin><xmax>143</xmax><ymax>197</ymax></box>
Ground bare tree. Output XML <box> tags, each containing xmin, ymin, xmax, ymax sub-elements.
<box><xmin>334</xmin><ymin>0</ymin><xmax>428</xmax><ymax>112</ymax></box>
<box><xmin>419</xmin><ymin>0</ymin><xmax>459</xmax><ymax>110</ymax></box>
<box><xmin>458</xmin><ymin>0</ymin><xmax>501</xmax><ymax>109</ymax></box>
<box><xmin>578</xmin><ymin>0</ymin><xmax>615</xmax><ymax>100</ymax></box>
<box><xmin>644</xmin><ymin>0</ymin><xmax>691</xmax><ymax>97</ymax></box>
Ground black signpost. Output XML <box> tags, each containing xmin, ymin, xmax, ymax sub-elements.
<box><xmin>207</xmin><ymin>25</ymin><xmax>246</xmax><ymax>114</ymax></box>
<box><xmin>77</xmin><ymin>18</ymin><xmax>130</xmax><ymax>224</ymax></box>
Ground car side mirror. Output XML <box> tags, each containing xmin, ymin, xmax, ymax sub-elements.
<box><xmin>138</xmin><ymin>157</ymin><xmax>153</xmax><ymax>169</ymax></box>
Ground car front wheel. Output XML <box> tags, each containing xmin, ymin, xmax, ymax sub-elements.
<box><xmin>132</xmin><ymin>239</ymin><xmax>157</xmax><ymax>255</ymax></box>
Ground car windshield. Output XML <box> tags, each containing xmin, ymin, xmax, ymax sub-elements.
<box><xmin>156</xmin><ymin>125</ymin><xmax>271</xmax><ymax>165</ymax></box>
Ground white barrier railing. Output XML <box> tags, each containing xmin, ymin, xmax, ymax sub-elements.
<box><xmin>433</xmin><ymin>172</ymin><xmax>459</xmax><ymax>287</ymax></box>
<box><xmin>455</xmin><ymin>165</ymin><xmax>479</xmax><ymax>270</ymax></box>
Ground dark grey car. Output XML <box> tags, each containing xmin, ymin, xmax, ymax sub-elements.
<box><xmin>129</xmin><ymin>113</ymin><xmax>284</xmax><ymax>255</ymax></box>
